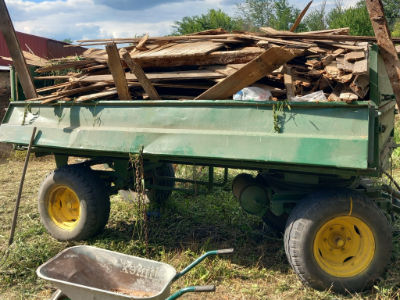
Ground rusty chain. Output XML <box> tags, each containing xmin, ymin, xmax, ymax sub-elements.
<box><xmin>130</xmin><ymin>147</ymin><xmax>148</xmax><ymax>254</ymax></box>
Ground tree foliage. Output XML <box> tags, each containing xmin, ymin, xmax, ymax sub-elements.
<box><xmin>383</xmin><ymin>0</ymin><xmax>400</xmax><ymax>30</ymax></box>
<box><xmin>327</xmin><ymin>1</ymin><xmax>374</xmax><ymax>36</ymax></box>
<box><xmin>172</xmin><ymin>9</ymin><xmax>242</xmax><ymax>35</ymax></box>
<box><xmin>302</xmin><ymin>1</ymin><xmax>327</xmax><ymax>32</ymax></box>
<box><xmin>171</xmin><ymin>0</ymin><xmax>400</xmax><ymax>37</ymax></box>
<box><xmin>392</xmin><ymin>21</ymin><xmax>400</xmax><ymax>37</ymax></box>
<box><xmin>237</xmin><ymin>0</ymin><xmax>304</xmax><ymax>31</ymax></box>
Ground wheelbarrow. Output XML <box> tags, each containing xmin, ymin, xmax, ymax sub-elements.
<box><xmin>36</xmin><ymin>245</ymin><xmax>233</xmax><ymax>300</ymax></box>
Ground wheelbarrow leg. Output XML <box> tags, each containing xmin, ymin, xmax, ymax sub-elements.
<box><xmin>166</xmin><ymin>285</ymin><xmax>215</xmax><ymax>300</ymax></box>
<box><xmin>50</xmin><ymin>289</ymin><xmax>69</xmax><ymax>300</ymax></box>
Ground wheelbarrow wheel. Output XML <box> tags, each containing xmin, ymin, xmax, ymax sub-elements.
<box><xmin>284</xmin><ymin>189</ymin><xmax>392</xmax><ymax>293</ymax></box>
<box><xmin>146</xmin><ymin>163</ymin><xmax>175</xmax><ymax>204</ymax></box>
<box><xmin>38</xmin><ymin>165</ymin><xmax>110</xmax><ymax>241</ymax></box>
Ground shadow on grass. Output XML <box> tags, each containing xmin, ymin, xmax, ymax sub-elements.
<box><xmin>97</xmin><ymin>187</ymin><xmax>290</xmax><ymax>274</ymax></box>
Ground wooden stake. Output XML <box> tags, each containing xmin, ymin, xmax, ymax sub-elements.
<box><xmin>122</xmin><ymin>51</ymin><xmax>160</xmax><ymax>100</ymax></box>
<box><xmin>9</xmin><ymin>127</ymin><xmax>37</xmax><ymax>246</ymax></box>
<box><xmin>105</xmin><ymin>43</ymin><xmax>132</xmax><ymax>100</ymax></box>
<box><xmin>0</xmin><ymin>0</ymin><xmax>37</xmax><ymax>99</ymax></box>
<box><xmin>366</xmin><ymin>0</ymin><xmax>400</xmax><ymax>107</ymax></box>
<box><xmin>290</xmin><ymin>1</ymin><xmax>313</xmax><ymax>32</ymax></box>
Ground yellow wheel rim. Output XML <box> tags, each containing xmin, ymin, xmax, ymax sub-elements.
<box><xmin>47</xmin><ymin>185</ymin><xmax>80</xmax><ymax>230</ymax></box>
<box><xmin>313</xmin><ymin>216</ymin><xmax>375</xmax><ymax>278</ymax></box>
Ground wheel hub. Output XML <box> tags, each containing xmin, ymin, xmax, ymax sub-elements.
<box><xmin>313</xmin><ymin>216</ymin><xmax>375</xmax><ymax>277</ymax></box>
<box><xmin>47</xmin><ymin>185</ymin><xmax>80</xmax><ymax>230</ymax></box>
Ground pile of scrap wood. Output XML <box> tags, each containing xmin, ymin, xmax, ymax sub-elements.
<box><xmin>6</xmin><ymin>27</ymin><xmax>400</xmax><ymax>104</ymax></box>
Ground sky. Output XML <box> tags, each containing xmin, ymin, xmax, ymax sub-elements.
<box><xmin>4</xmin><ymin>0</ymin><xmax>359</xmax><ymax>42</ymax></box>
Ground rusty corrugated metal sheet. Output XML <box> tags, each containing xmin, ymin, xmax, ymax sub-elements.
<box><xmin>0</xmin><ymin>31</ymin><xmax>85</xmax><ymax>66</ymax></box>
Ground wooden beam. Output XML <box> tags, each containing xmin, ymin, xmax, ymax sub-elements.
<box><xmin>284</xmin><ymin>67</ymin><xmax>295</xmax><ymax>100</ymax></box>
<box><xmin>73</xmin><ymin>69</ymin><xmax>225</xmax><ymax>83</ymax></box>
<box><xmin>105</xmin><ymin>43</ymin><xmax>132</xmax><ymax>100</ymax></box>
<box><xmin>195</xmin><ymin>47</ymin><xmax>302</xmax><ymax>100</ymax></box>
<box><xmin>122</xmin><ymin>51</ymin><xmax>160</xmax><ymax>100</ymax></box>
<box><xmin>0</xmin><ymin>0</ymin><xmax>37</xmax><ymax>99</ymax></box>
<box><xmin>366</xmin><ymin>0</ymin><xmax>400</xmax><ymax>107</ymax></box>
<box><xmin>290</xmin><ymin>1</ymin><xmax>313</xmax><ymax>32</ymax></box>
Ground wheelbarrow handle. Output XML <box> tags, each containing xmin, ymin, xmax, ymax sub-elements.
<box><xmin>173</xmin><ymin>248</ymin><xmax>234</xmax><ymax>281</ymax></box>
<box><xmin>216</xmin><ymin>248</ymin><xmax>234</xmax><ymax>254</ymax></box>
<box><xmin>166</xmin><ymin>285</ymin><xmax>216</xmax><ymax>300</ymax></box>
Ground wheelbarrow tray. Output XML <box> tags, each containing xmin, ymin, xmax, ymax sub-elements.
<box><xmin>36</xmin><ymin>246</ymin><xmax>177</xmax><ymax>300</ymax></box>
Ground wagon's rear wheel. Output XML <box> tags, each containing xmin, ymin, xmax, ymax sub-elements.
<box><xmin>38</xmin><ymin>165</ymin><xmax>110</xmax><ymax>241</ymax></box>
<box><xmin>284</xmin><ymin>190</ymin><xmax>392</xmax><ymax>293</ymax></box>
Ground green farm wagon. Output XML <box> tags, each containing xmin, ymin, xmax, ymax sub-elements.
<box><xmin>1</xmin><ymin>45</ymin><xmax>399</xmax><ymax>293</ymax></box>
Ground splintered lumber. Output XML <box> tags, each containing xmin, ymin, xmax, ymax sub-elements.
<box><xmin>18</xmin><ymin>26</ymin><xmax>393</xmax><ymax>104</ymax></box>
<box><xmin>0</xmin><ymin>0</ymin><xmax>37</xmax><ymax>99</ymax></box>
<box><xmin>366</xmin><ymin>0</ymin><xmax>400</xmax><ymax>107</ymax></box>
<box><xmin>290</xmin><ymin>1</ymin><xmax>313</xmax><ymax>32</ymax></box>
<box><xmin>122</xmin><ymin>50</ymin><xmax>160</xmax><ymax>100</ymax></box>
<box><xmin>106</xmin><ymin>43</ymin><xmax>131</xmax><ymax>100</ymax></box>
<box><xmin>195</xmin><ymin>47</ymin><xmax>302</xmax><ymax>100</ymax></box>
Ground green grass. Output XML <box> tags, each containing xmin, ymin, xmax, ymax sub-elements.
<box><xmin>0</xmin><ymin>157</ymin><xmax>399</xmax><ymax>299</ymax></box>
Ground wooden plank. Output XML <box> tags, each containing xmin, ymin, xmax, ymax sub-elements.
<box><xmin>344</xmin><ymin>51</ymin><xmax>365</xmax><ymax>62</ymax></box>
<box><xmin>122</xmin><ymin>50</ymin><xmax>160</xmax><ymax>100</ymax></box>
<box><xmin>75</xmin><ymin>88</ymin><xmax>118</xmax><ymax>102</ymax></box>
<box><xmin>78</xmin><ymin>70</ymin><xmax>225</xmax><ymax>83</ymax></box>
<box><xmin>353</xmin><ymin>59</ymin><xmax>368</xmax><ymax>75</ymax></box>
<box><xmin>259</xmin><ymin>29</ymin><xmax>400</xmax><ymax>42</ymax></box>
<box><xmin>195</xmin><ymin>47</ymin><xmax>302</xmax><ymax>100</ymax></box>
<box><xmin>0</xmin><ymin>0</ymin><xmax>37</xmax><ymax>99</ymax></box>
<box><xmin>105</xmin><ymin>43</ymin><xmax>132</xmax><ymax>100</ymax></box>
<box><xmin>284</xmin><ymin>67</ymin><xmax>295</xmax><ymax>100</ymax></box>
<box><xmin>302</xmin><ymin>28</ymin><xmax>350</xmax><ymax>35</ymax></box>
<box><xmin>290</xmin><ymin>1</ymin><xmax>313</xmax><ymax>32</ymax></box>
<box><xmin>37</xmin><ymin>82</ymin><xmax>71</xmax><ymax>93</ymax></box>
<box><xmin>366</xmin><ymin>0</ymin><xmax>400</xmax><ymax>107</ymax></box>
<box><xmin>133</xmin><ymin>41</ymin><xmax>224</xmax><ymax>57</ymax></box>
<box><xmin>250</xmin><ymin>35</ymin><xmax>316</xmax><ymax>48</ymax></box>
<box><xmin>86</xmin><ymin>47</ymin><xmax>264</xmax><ymax>68</ymax></box>
<box><xmin>28</xmin><ymin>82</ymin><xmax>110</xmax><ymax>103</ymax></box>
<box><xmin>135</xmin><ymin>34</ymin><xmax>149</xmax><ymax>51</ymax></box>
<box><xmin>36</xmin><ymin>60</ymin><xmax>94</xmax><ymax>73</ymax></box>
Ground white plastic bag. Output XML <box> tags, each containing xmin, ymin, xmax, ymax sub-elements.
<box><xmin>291</xmin><ymin>90</ymin><xmax>327</xmax><ymax>102</ymax></box>
<box><xmin>233</xmin><ymin>86</ymin><xmax>272</xmax><ymax>101</ymax></box>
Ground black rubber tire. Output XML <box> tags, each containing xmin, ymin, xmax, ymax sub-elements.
<box><xmin>146</xmin><ymin>163</ymin><xmax>175</xmax><ymax>204</ymax></box>
<box><xmin>38</xmin><ymin>165</ymin><xmax>110</xmax><ymax>241</ymax></box>
<box><xmin>284</xmin><ymin>189</ymin><xmax>392</xmax><ymax>293</ymax></box>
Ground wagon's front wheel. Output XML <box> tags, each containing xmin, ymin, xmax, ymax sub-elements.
<box><xmin>284</xmin><ymin>190</ymin><xmax>392</xmax><ymax>293</ymax></box>
<box><xmin>38</xmin><ymin>165</ymin><xmax>110</xmax><ymax>241</ymax></box>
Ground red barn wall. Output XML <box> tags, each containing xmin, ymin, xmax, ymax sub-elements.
<box><xmin>0</xmin><ymin>31</ymin><xmax>85</xmax><ymax>66</ymax></box>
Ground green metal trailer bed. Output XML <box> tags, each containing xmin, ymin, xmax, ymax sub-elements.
<box><xmin>0</xmin><ymin>45</ymin><xmax>399</xmax><ymax>294</ymax></box>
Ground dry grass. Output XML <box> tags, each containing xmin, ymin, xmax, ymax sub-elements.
<box><xmin>0</xmin><ymin>155</ymin><xmax>399</xmax><ymax>299</ymax></box>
